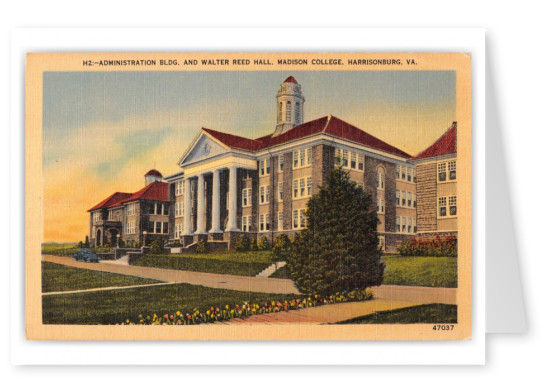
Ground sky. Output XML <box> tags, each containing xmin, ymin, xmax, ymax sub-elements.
<box><xmin>43</xmin><ymin>70</ymin><xmax>456</xmax><ymax>242</ymax></box>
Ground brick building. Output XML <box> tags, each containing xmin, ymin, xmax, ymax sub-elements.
<box><xmin>88</xmin><ymin>76</ymin><xmax>457</xmax><ymax>252</ymax></box>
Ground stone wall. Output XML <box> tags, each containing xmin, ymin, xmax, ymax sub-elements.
<box><xmin>416</xmin><ymin>163</ymin><xmax>438</xmax><ymax>231</ymax></box>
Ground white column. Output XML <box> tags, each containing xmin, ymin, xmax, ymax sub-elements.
<box><xmin>226</xmin><ymin>166</ymin><xmax>239</xmax><ymax>231</ymax></box>
<box><xmin>210</xmin><ymin>169</ymin><xmax>222</xmax><ymax>233</ymax></box>
<box><xmin>183</xmin><ymin>177</ymin><xmax>193</xmax><ymax>234</ymax></box>
<box><xmin>197</xmin><ymin>173</ymin><xmax>206</xmax><ymax>234</ymax></box>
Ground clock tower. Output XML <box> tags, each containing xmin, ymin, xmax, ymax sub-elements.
<box><xmin>273</xmin><ymin>76</ymin><xmax>305</xmax><ymax>136</ymax></box>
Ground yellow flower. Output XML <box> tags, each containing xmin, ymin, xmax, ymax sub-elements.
<box><xmin>206</xmin><ymin>310</ymin><xmax>211</xmax><ymax>315</ymax></box>
<box><xmin>176</xmin><ymin>311</ymin><xmax>181</xmax><ymax>316</ymax></box>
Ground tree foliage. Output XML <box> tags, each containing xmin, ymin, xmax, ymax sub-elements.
<box><xmin>287</xmin><ymin>166</ymin><xmax>385</xmax><ymax>295</ymax></box>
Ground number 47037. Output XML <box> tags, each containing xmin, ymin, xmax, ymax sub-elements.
<box><xmin>433</xmin><ymin>325</ymin><xmax>454</xmax><ymax>331</ymax></box>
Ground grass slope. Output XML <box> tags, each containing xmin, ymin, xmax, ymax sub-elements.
<box><xmin>337</xmin><ymin>304</ymin><xmax>457</xmax><ymax>324</ymax></box>
<box><xmin>42</xmin><ymin>261</ymin><xmax>160</xmax><ymax>293</ymax></box>
<box><xmin>133</xmin><ymin>251</ymin><xmax>273</xmax><ymax>276</ymax></box>
<box><xmin>42</xmin><ymin>283</ymin><xmax>301</xmax><ymax>324</ymax></box>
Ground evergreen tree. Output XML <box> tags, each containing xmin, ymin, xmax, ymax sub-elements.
<box><xmin>84</xmin><ymin>235</ymin><xmax>89</xmax><ymax>248</ymax></box>
<box><xmin>287</xmin><ymin>165</ymin><xmax>384</xmax><ymax>295</ymax></box>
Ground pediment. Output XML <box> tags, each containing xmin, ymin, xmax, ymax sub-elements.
<box><xmin>180</xmin><ymin>133</ymin><xmax>228</xmax><ymax>166</ymax></box>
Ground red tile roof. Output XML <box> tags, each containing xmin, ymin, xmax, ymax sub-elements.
<box><xmin>88</xmin><ymin>182</ymin><xmax>169</xmax><ymax>212</ymax></box>
<box><xmin>201</xmin><ymin>115</ymin><xmax>411</xmax><ymax>158</ymax></box>
<box><xmin>413</xmin><ymin>122</ymin><xmax>457</xmax><ymax>160</ymax></box>
<box><xmin>284</xmin><ymin>76</ymin><xmax>298</xmax><ymax>84</ymax></box>
<box><xmin>202</xmin><ymin>127</ymin><xmax>263</xmax><ymax>152</ymax></box>
<box><xmin>145</xmin><ymin>169</ymin><xmax>163</xmax><ymax>177</ymax></box>
<box><xmin>87</xmin><ymin>192</ymin><xmax>132</xmax><ymax>212</ymax></box>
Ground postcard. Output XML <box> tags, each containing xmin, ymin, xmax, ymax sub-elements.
<box><xmin>25</xmin><ymin>52</ymin><xmax>471</xmax><ymax>340</ymax></box>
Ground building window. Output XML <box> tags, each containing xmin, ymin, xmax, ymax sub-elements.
<box><xmin>448</xmin><ymin>161</ymin><xmax>456</xmax><ymax>180</ymax></box>
<box><xmin>293</xmin><ymin>180</ymin><xmax>298</xmax><ymax>198</ymax></box>
<box><xmin>407</xmin><ymin>168</ymin><xmax>412</xmax><ymax>182</ymax></box>
<box><xmin>278</xmin><ymin>182</ymin><xmax>283</xmax><ymax>201</ymax></box>
<box><xmin>413</xmin><ymin>168</ymin><xmax>417</xmax><ymax>183</ymax></box>
<box><xmin>395</xmin><ymin>190</ymin><xmax>400</xmax><ymax>206</ymax></box>
<box><xmin>335</xmin><ymin>148</ymin><xmax>342</xmax><ymax>166</ymax></box>
<box><xmin>295</xmin><ymin>102</ymin><xmax>300</xmax><ymax>123</ymax></box>
<box><xmin>127</xmin><ymin>203</ymin><xmax>136</xmax><ymax>216</ymax></box>
<box><xmin>286</xmin><ymin>101</ymin><xmax>291</xmax><ymax>121</ymax></box>
<box><xmin>259</xmin><ymin>214</ymin><xmax>271</xmax><ymax>232</ymax></box>
<box><xmin>307</xmin><ymin>177</ymin><xmax>312</xmax><ymax>196</ymax></box>
<box><xmin>242</xmin><ymin>188</ymin><xmax>251</xmax><ymax>207</ymax></box>
<box><xmin>396</xmin><ymin>166</ymin><xmax>400</xmax><ymax>179</ymax></box>
<box><xmin>377</xmin><ymin>167</ymin><xmax>385</xmax><ymax>189</ymax></box>
<box><xmin>402</xmin><ymin>217</ymin><xmax>407</xmax><ymax>233</ymax></box>
<box><xmin>93</xmin><ymin>212</ymin><xmax>100</xmax><ymax>222</ymax></box>
<box><xmin>401</xmin><ymin>191</ymin><xmax>406</xmax><ymax>206</ymax></box>
<box><xmin>300</xmin><ymin>149</ymin><xmax>305</xmax><ymax>166</ymax></box>
<box><xmin>266</xmin><ymin>158</ymin><xmax>271</xmax><ymax>175</ymax></box>
<box><xmin>377</xmin><ymin>198</ymin><xmax>384</xmax><ymax>214</ymax></box>
<box><xmin>148</xmin><ymin>221</ymin><xmax>155</xmax><ymax>233</ymax></box>
<box><xmin>401</xmin><ymin>166</ymin><xmax>406</xmax><ymax>180</ymax></box>
<box><xmin>395</xmin><ymin>217</ymin><xmax>400</xmax><ymax>232</ymax></box>
<box><xmin>293</xmin><ymin>210</ymin><xmax>298</xmax><ymax>229</ymax></box>
<box><xmin>351</xmin><ymin>152</ymin><xmax>357</xmax><ymax>169</ymax></box>
<box><xmin>299</xmin><ymin>209</ymin><xmax>306</xmax><ymax>228</ymax></box>
<box><xmin>449</xmin><ymin>195</ymin><xmax>457</xmax><ymax>216</ymax></box>
<box><xmin>108</xmin><ymin>210</ymin><xmax>113</xmax><ymax>220</ymax></box>
<box><xmin>358</xmin><ymin>155</ymin><xmax>364</xmax><ymax>171</ymax></box>
<box><xmin>407</xmin><ymin>192</ymin><xmax>412</xmax><ymax>207</ymax></box>
<box><xmin>300</xmin><ymin>178</ymin><xmax>305</xmax><ymax>197</ymax></box>
<box><xmin>342</xmin><ymin>150</ymin><xmax>349</xmax><ymax>167</ymax></box>
<box><xmin>278</xmin><ymin>102</ymin><xmax>282</xmax><ymax>122</ymax></box>
<box><xmin>413</xmin><ymin>194</ymin><xmax>417</xmax><ymax>208</ymax></box>
<box><xmin>293</xmin><ymin>150</ymin><xmax>299</xmax><ymax>168</ymax></box>
<box><xmin>407</xmin><ymin>217</ymin><xmax>412</xmax><ymax>233</ymax></box>
<box><xmin>279</xmin><ymin>155</ymin><xmax>284</xmax><ymax>172</ymax></box>
<box><xmin>242</xmin><ymin>216</ymin><xmax>250</xmax><ymax>232</ymax></box>
<box><xmin>163</xmin><ymin>204</ymin><xmax>168</xmax><ymax>215</ymax></box>
<box><xmin>307</xmin><ymin>147</ymin><xmax>312</xmax><ymax>165</ymax></box>
<box><xmin>259</xmin><ymin>160</ymin><xmax>265</xmax><ymax>176</ymax></box>
<box><xmin>278</xmin><ymin>211</ymin><xmax>283</xmax><ymax>231</ymax></box>
<box><xmin>163</xmin><ymin>222</ymin><xmax>168</xmax><ymax>234</ymax></box>
<box><xmin>438</xmin><ymin>162</ymin><xmax>447</xmax><ymax>182</ymax></box>
<box><xmin>439</xmin><ymin>197</ymin><xmax>447</xmax><ymax>217</ymax></box>
<box><xmin>259</xmin><ymin>186</ymin><xmax>269</xmax><ymax>205</ymax></box>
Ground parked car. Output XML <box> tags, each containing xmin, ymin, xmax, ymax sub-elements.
<box><xmin>73</xmin><ymin>249</ymin><xmax>100</xmax><ymax>263</ymax></box>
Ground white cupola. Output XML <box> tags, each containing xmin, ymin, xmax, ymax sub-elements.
<box><xmin>273</xmin><ymin>76</ymin><xmax>305</xmax><ymax>136</ymax></box>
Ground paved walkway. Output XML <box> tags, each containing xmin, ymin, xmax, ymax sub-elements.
<box><xmin>43</xmin><ymin>255</ymin><xmax>298</xmax><ymax>294</ymax></box>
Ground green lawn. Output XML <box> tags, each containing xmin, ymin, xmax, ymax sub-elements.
<box><xmin>42</xmin><ymin>261</ymin><xmax>160</xmax><ymax>293</ymax></box>
<box><xmin>133</xmin><ymin>251</ymin><xmax>273</xmax><ymax>276</ymax></box>
<box><xmin>42</xmin><ymin>282</ymin><xmax>302</xmax><ymax>324</ymax></box>
<box><xmin>382</xmin><ymin>255</ymin><xmax>457</xmax><ymax>288</ymax></box>
<box><xmin>271</xmin><ymin>255</ymin><xmax>457</xmax><ymax>288</ymax></box>
<box><xmin>336</xmin><ymin>304</ymin><xmax>457</xmax><ymax>324</ymax></box>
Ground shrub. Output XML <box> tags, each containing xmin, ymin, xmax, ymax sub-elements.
<box><xmin>257</xmin><ymin>237</ymin><xmax>271</xmax><ymax>251</ymax></box>
<box><xmin>271</xmin><ymin>234</ymin><xmax>292</xmax><ymax>263</ymax></box>
<box><xmin>398</xmin><ymin>236</ymin><xmax>457</xmax><ymax>257</ymax></box>
<box><xmin>150</xmin><ymin>238</ymin><xmax>164</xmax><ymax>254</ymax></box>
<box><xmin>287</xmin><ymin>166</ymin><xmax>384</xmax><ymax>296</ymax></box>
<box><xmin>77</xmin><ymin>241</ymin><xmax>84</xmax><ymax>248</ymax></box>
<box><xmin>119</xmin><ymin>239</ymin><xmax>126</xmax><ymax>248</ymax></box>
<box><xmin>196</xmin><ymin>239</ymin><xmax>209</xmax><ymax>254</ymax></box>
<box><xmin>174</xmin><ymin>239</ymin><xmax>181</xmax><ymax>247</ymax></box>
<box><xmin>84</xmin><ymin>236</ymin><xmax>89</xmax><ymax>248</ymax></box>
<box><xmin>234</xmin><ymin>235</ymin><xmax>250</xmax><ymax>252</ymax></box>
<box><xmin>250</xmin><ymin>238</ymin><xmax>258</xmax><ymax>251</ymax></box>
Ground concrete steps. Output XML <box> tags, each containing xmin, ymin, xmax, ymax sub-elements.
<box><xmin>256</xmin><ymin>261</ymin><xmax>286</xmax><ymax>278</ymax></box>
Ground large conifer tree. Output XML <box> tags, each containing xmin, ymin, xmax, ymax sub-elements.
<box><xmin>287</xmin><ymin>165</ymin><xmax>384</xmax><ymax>295</ymax></box>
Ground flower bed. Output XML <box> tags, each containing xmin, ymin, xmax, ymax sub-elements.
<box><xmin>124</xmin><ymin>289</ymin><xmax>374</xmax><ymax>325</ymax></box>
<box><xmin>397</xmin><ymin>236</ymin><xmax>457</xmax><ymax>257</ymax></box>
